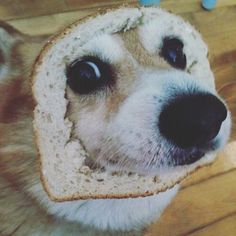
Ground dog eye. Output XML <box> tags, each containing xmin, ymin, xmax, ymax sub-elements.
<box><xmin>160</xmin><ymin>37</ymin><xmax>186</xmax><ymax>70</ymax></box>
<box><xmin>66</xmin><ymin>56</ymin><xmax>114</xmax><ymax>94</ymax></box>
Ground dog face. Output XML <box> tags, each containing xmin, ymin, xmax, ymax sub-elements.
<box><xmin>66</xmin><ymin>9</ymin><xmax>231</xmax><ymax>175</ymax></box>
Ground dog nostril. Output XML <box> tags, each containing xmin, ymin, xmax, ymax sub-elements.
<box><xmin>159</xmin><ymin>93</ymin><xmax>227</xmax><ymax>149</ymax></box>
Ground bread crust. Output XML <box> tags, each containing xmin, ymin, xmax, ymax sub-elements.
<box><xmin>40</xmin><ymin>164</ymin><xmax>212</xmax><ymax>202</ymax></box>
<box><xmin>31</xmin><ymin>6</ymin><xmax>214</xmax><ymax>202</ymax></box>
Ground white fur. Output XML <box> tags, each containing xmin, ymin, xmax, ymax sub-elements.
<box><xmin>82</xmin><ymin>34</ymin><xmax>125</xmax><ymax>64</ymax></box>
<box><xmin>31</xmin><ymin>182</ymin><xmax>179</xmax><ymax>231</ymax></box>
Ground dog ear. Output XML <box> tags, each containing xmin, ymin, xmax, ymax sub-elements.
<box><xmin>0</xmin><ymin>20</ymin><xmax>48</xmax><ymax>123</ymax></box>
<box><xmin>0</xmin><ymin>20</ymin><xmax>49</xmax><ymax>82</ymax></box>
<box><xmin>0</xmin><ymin>20</ymin><xmax>24</xmax><ymax>83</ymax></box>
<box><xmin>218</xmin><ymin>82</ymin><xmax>236</xmax><ymax>140</ymax></box>
<box><xmin>0</xmin><ymin>20</ymin><xmax>23</xmax><ymax>38</ymax></box>
<box><xmin>0</xmin><ymin>19</ymin><xmax>50</xmax><ymax>84</ymax></box>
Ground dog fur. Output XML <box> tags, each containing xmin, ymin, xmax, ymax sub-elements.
<box><xmin>0</xmin><ymin>8</ymin><xmax>231</xmax><ymax>235</ymax></box>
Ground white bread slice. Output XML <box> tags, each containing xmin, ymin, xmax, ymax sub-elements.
<box><xmin>32</xmin><ymin>7</ymin><xmax>216</xmax><ymax>201</ymax></box>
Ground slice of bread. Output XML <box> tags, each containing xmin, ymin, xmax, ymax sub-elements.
<box><xmin>32</xmin><ymin>7</ymin><xmax>216</xmax><ymax>201</ymax></box>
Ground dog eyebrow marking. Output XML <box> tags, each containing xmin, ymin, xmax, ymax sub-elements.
<box><xmin>121</xmin><ymin>28</ymin><xmax>171</xmax><ymax>69</ymax></box>
<box><xmin>82</xmin><ymin>34</ymin><xmax>124</xmax><ymax>64</ymax></box>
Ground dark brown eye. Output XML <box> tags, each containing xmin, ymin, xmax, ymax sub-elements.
<box><xmin>66</xmin><ymin>56</ymin><xmax>115</xmax><ymax>94</ymax></box>
<box><xmin>160</xmin><ymin>37</ymin><xmax>186</xmax><ymax>70</ymax></box>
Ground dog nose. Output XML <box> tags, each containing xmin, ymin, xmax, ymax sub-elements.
<box><xmin>159</xmin><ymin>93</ymin><xmax>227</xmax><ymax>148</ymax></box>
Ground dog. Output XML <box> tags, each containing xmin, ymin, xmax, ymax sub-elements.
<box><xmin>0</xmin><ymin>7</ymin><xmax>231</xmax><ymax>236</ymax></box>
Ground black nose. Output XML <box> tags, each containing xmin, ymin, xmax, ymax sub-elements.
<box><xmin>159</xmin><ymin>93</ymin><xmax>227</xmax><ymax>148</ymax></box>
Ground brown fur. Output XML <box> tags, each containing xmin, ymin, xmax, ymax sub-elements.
<box><xmin>121</xmin><ymin>28</ymin><xmax>170</xmax><ymax>69</ymax></box>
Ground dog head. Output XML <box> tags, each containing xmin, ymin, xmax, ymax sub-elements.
<box><xmin>65</xmin><ymin>8</ymin><xmax>231</xmax><ymax>176</ymax></box>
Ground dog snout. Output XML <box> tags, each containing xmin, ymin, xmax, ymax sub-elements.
<box><xmin>159</xmin><ymin>93</ymin><xmax>227</xmax><ymax>149</ymax></box>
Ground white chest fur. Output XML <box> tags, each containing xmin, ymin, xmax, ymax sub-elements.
<box><xmin>40</xmin><ymin>185</ymin><xmax>179</xmax><ymax>231</ymax></box>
